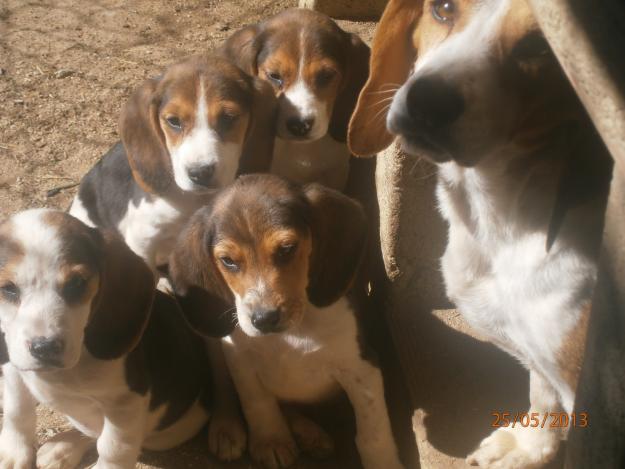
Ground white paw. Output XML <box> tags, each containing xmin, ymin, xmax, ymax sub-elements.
<box><xmin>467</xmin><ymin>427</ymin><xmax>559</xmax><ymax>468</ymax></box>
<box><xmin>249</xmin><ymin>434</ymin><xmax>299</xmax><ymax>469</ymax></box>
<box><xmin>208</xmin><ymin>413</ymin><xmax>247</xmax><ymax>462</ymax></box>
<box><xmin>36</xmin><ymin>431</ymin><xmax>93</xmax><ymax>469</ymax></box>
<box><xmin>288</xmin><ymin>416</ymin><xmax>334</xmax><ymax>460</ymax></box>
<box><xmin>0</xmin><ymin>434</ymin><xmax>35</xmax><ymax>469</ymax></box>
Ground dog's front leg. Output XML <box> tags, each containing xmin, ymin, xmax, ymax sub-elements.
<box><xmin>223</xmin><ymin>339</ymin><xmax>298</xmax><ymax>469</ymax></box>
<box><xmin>334</xmin><ymin>360</ymin><xmax>404</xmax><ymax>469</ymax></box>
<box><xmin>467</xmin><ymin>369</ymin><xmax>562</xmax><ymax>468</ymax></box>
<box><xmin>0</xmin><ymin>364</ymin><xmax>37</xmax><ymax>469</ymax></box>
<box><xmin>92</xmin><ymin>394</ymin><xmax>148</xmax><ymax>469</ymax></box>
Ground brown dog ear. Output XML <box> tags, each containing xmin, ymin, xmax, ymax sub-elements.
<box><xmin>119</xmin><ymin>76</ymin><xmax>173</xmax><ymax>194</ymax></box>
<box><xmin>222</xmin><ymin>24</ymin><xmax>263</xmax><ymax>75</ymax></box>
<box><xmin>329</xmin><ymin>33</ymin><xmax>371</xmax><ymax>143</ymax></box>
<box><xmin>304</xmin><ymin>184</ymin><xmax>368</xmax><ymax>307</ymax></box>
<box><xmin>237</xmin><ymin>77</ymin><xmax>278</xmax><ymax>175</ymax></box>
<box><xmin>169</xmin><ymin>208</ymin><xmax>236</xmax><ymax>338</ymax></box>
<box><xmin>84</xmin><ymin>231</ymin><xmax>155</xmax><ymax>360</ymax></box>
<box><xmin>348</xmin><ymin>0</ymin><xmax>423</xmax><ymax>156</ymax></box>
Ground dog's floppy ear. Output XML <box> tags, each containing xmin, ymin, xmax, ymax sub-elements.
<box><xmin>348</xmin><ymin>0</ymin><xmax>423</xmax><ymax>156</ymax></box>
<box><xmin>304</xmin><ymin>184</ymin><xmax>368</xmax><ymax>307</ymax></box>
<box><xmin>169</xmin><ymin>208</ymin><xmax>236</xmax><ymax>338</ymax></box>
<box><xmin>222</xmin><ymin>24</ymin><xmax>263</xmax><ymax>75</ymax></box>
<box><xmin>237</xmin><ymin>77</ymin><xmax>278</xmax><ymax>175</ymax></box>
<box><xmin>0</xmin><ymin>332</ymin><xmax>8</xmax><ymax>365</ymax></box>
<box><xmin>329</xmin><ymin>33</ymin><xmax>371</xmax><ymax>143</ymax></box>
<box><xmin>84</xmin><ymin>231</ymin><xmax>155</xmax><ymax>360</ymax></box>
<box><xmin>119</xmin><ymin>76</ymin><xmax>173</xmax><ymax>194</ymax></box>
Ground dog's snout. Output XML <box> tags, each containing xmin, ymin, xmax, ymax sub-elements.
<box><xmin>188</xmin><ymin>164</ymin><xmax>216</xmax><ymax>187</ymax></box>
<box><xmin>251</xmin><ymin>309</ymin><xmax>282</xmax><ymax>334</ymax></box>
<box><xmin>286</xmin><ymin>117</ymin><xmax>314</xmax><ymax>138</ymax></box>
<box><xmin>29</xmin><ymin>336</ymin><xmax>64</xmax><ymax>364</ymax></box>
<box><xmin>406</xmin><ymin>77</ymin><xmax>464</xmax><ymax>130</ymax></box>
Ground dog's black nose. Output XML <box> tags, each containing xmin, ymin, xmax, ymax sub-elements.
<box><xmin>251</xmin><ymin>309</ymin><xmax>282</xmax><ymax>333</ymax></box>
<box><xmin>286</xmin><ymin>117</ymin><xmax>314</xmax><ymax>137</ymax></box>
<box><xmin>188</xmin><ymin>164</ymin><xmax>216</xmax><ymax>187</ymax></box>
<box><xmin>29</xmin><ymin>337</ymin><xmax>64</xmax><ymax>364</ymax></box>
<box><xmin>406</xmin><ymin>77</ymin><xmax>464</xmax><ymax>130</ymax></box>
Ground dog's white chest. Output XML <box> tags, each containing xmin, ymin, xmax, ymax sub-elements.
<box><xmin>271</xmin><ymin>135</ymin><xmax>350</xmax><ymax>190</ymax></box>
<box><xmin>227</xmin><ymin>298</ymin><xmax>360</xmax><ymax>403</ymax></box>
<box><xmin>437</xmin><ymin>165</ymin><xmax>596</xmax><ymax>375</ymax></box>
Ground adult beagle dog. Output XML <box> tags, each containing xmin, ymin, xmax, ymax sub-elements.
<box><xmin>169</xmin><ymin>175</ymin><xmax>403</xmax><ymax>469</ymax></box>
<box><xmin>222</xmin><ymin>8</ymin><xmax>370</xmax><ymax>191</ymax></box>
<box><xmin>0</xmin><ymin>209</ymin><xmax>210</xmax><ymax>469</ymax></box>
<box><xmin>70</xmin><ymin>54</ymin><xmax>277</xmax><ymax>270</ymax></box>
<box><xmin>349</xmin><ymin>0</ymin><xmax>612</xmax><ymax>467</ymax></box>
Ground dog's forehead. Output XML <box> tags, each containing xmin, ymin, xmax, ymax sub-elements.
<box><xmin>160</xmin><ymin>57</ymin><xmax>253</xmax><ymax>108</ymax></box>
<box><xmin>5</xmin><ymin>210</ymin><xmax>101</xmax><ymax>272</ymax></box>
<box><xmin>260</xmin><ymin>12</ymin><xmax>345</xmax><ymax>67</ymax></box>
<box><xmin>212</xmin><ymin>177</ymin><xmax>310</xmax><ymax>243</ymax></box>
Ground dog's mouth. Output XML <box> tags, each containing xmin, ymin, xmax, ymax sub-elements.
<box><xmin>398</xmin><ymin>130</ymin><xmax>454</xmax><ymax>164</ymax></box>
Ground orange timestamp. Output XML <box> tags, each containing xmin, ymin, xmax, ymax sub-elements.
<box><xmin>491</xmin><ymin>411</ymin><xmax>588</xmax><ymax>429</ymax></box>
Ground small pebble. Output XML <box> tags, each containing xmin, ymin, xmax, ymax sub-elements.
<box><xmin>54</xmin><ymin>69</ymin><xmax>75</xmax><ymax>79</ymax></box>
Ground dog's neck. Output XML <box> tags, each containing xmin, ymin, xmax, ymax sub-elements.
<box><xmin>437</xmin><ymin>143</ymin><xmax>565</xmax><ymax>244</ymax></box>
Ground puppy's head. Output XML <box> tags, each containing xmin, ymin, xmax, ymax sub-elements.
<box><xmin>0</xmin><ymin>210</ymin><xmax>154</xmax><ymax>371</ymax></box>
<box><xmin>120</xmin><ymin>55</ymin><xmax>277</xmax><ymax>195</ymax></box>
<box><xmin>223</xmin><ymin>9</ymin><xmax>370</xmax><ymax>142</ymax></box>
<box><xmin>169</xmin><ymin>174</ymin><xmax>367</xmax><ymax>338</ymax></box>
<box><xmin>349</xmin><ymin>0</ymin><xmax>582</xmax><ymax>165</ymax></box>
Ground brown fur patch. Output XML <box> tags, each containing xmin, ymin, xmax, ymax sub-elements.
<box><xmin>558</xmin><ymin>303</ymin><xmax>591</xmax><ymax>393</ymax></box>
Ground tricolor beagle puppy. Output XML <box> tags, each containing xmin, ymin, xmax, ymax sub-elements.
<box><xmin>223</xmin><ymin>9</ymin><xmax>370</xmax><ymax>191</ymax></box>
<box><xmin>0</xmin><ymin>209</ymin><xmax>211</xmax><ymax>469</ymax></box>
<box><xmin>70</xmin><ymin>54</ymin><xmax>277</xmax><ymax>270</ymax></box>
<box><xmin>169</xmin><ymin>175</ymin><xmax>404</xmax><ymax>469</ymax></box>
<box><xmin>349</xmin><ymin>1</ymin><xmax>612</xmax><ymax>468</ymax></box>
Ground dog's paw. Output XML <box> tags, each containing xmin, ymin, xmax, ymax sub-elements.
<box><xmin>288</xmin><ymin>415</ymin><xmax>334</xmax><ymax>460</ymax></box>
<box><xmin>467</xmin><ymin>427</ymin><xmax>559</xmax><ymax>468</ymax></box>
<box><xmin>208</xmin><ymin>413</ymin><xmax>247</xmax><ymax>462</ymax></box>
<box><xmin>36</xmin><ymin>430</ymin><xmax>93</xmax><ymax>469</ymax></box>
<box><xmin>0</xmin><ymin>433</ymin><xmax>35</xmax><ymax>469</ymax></box>
<box><xmin>249</xmin><ymin>434</ymin><xmax>299</xmax><ymax>469</ymax></box>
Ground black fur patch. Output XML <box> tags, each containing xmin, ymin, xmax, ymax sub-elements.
<box><xmin>125</xmin><ymin>291</ymin><xmax>211</xmax><ymax>430</ymax></box>
<box><xmin>76</xmin><ymin>142</ymin><xmax>148</xmax><ymax>229</ymax></box>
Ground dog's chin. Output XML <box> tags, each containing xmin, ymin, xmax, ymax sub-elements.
<box><xmin>398</xmin><ymin>134</ymin><xmax>484</xmax><ymax>168</ymax></box>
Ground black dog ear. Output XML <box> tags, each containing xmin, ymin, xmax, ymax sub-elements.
<box><xmin>329</xmin><ymin>33</ymin><xmax>371</xmax><ymax>143</ymax></box>
<box><xmin>169</xmin><ymin>208</ymin><xmax>236</xmax><ymax>338</ymax></box>
<box><xmin>222</xmin><ymin>24</ymin><xmax>263</xmax><ymax>75</ymax></box>
<box><xmin>119</xmin><ymin>76</ymin><xmax>173</xmax><ymax>194</ymax></box>
<box><xmin>237</xmin><ymin>77</ymin><xmax>278</xmax><ymax>175</ymax></box>
<box><xmin>84</xmin><ymin>231</ymin><xmax>155</xmax><ymax>360</ymax></box>
<box><xmin>304</xmin><ymin>184</ymin><xmax>368</xmax><ymax>307</ymax></box>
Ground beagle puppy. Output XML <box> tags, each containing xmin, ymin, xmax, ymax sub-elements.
<box><xmin>349</xmin><ymin>1</ymin><xmax>612</xmax><ymax>468</ymax></box>
<box><xmin>70</xmin><ymin>54</ymin><xmax>277</xmax><ymax>270</ymax></box>
<box><xmin>222</xmin><ymin>8</ymin><xmax>370</xmax><ymax>191</ymax></box>
<box><xmin>0</xmin><ymin>209</ymin><xmax>210</xmax><ymax>469</ymax></box>
<box><xmin>169</xmin><ymin>175</ymin><xmax>404</xmax><ymax>469</ymax></box>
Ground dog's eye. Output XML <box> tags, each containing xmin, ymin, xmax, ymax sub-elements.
<box><xmin>219</xmin><ymin>256</ymin><xmax>240</xmax><ymax>273</ymax></box>
<box><xmin>274</xmin><ymin>243</ymin><xmax>297</xmax><ymax>264</ymax></box>
<box><xmin>267</xmin><ymin>71</ymin><xmax>284</xmax><ymax>89</ymax></box>
<box><xmin>166</xmin><ymin>116</ymin><xmax>182</xmax><ymax>131</ymax></box>
<box><xmin>432</xmin><ymin>0</ymin><xmax>456</xmax><ymax>23</ymax></box>
<box><xmin>218</xmin><ymin>112</ymin><xmax>239</xmax><ymax>132</ymax></box>
<box><xmin>316</xmin><ymin>69</ymin><xmax>337</xmax><ymax>88</ymax></box>
<box><xmin>0</xmin><ymin>282</ymin><xmax>20</xmax><ymax>303</ymax></box>
<box><xmin>62</xmin><ymin>275</ymin><xmax>87</xmax><ymax>301</ymax></box>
